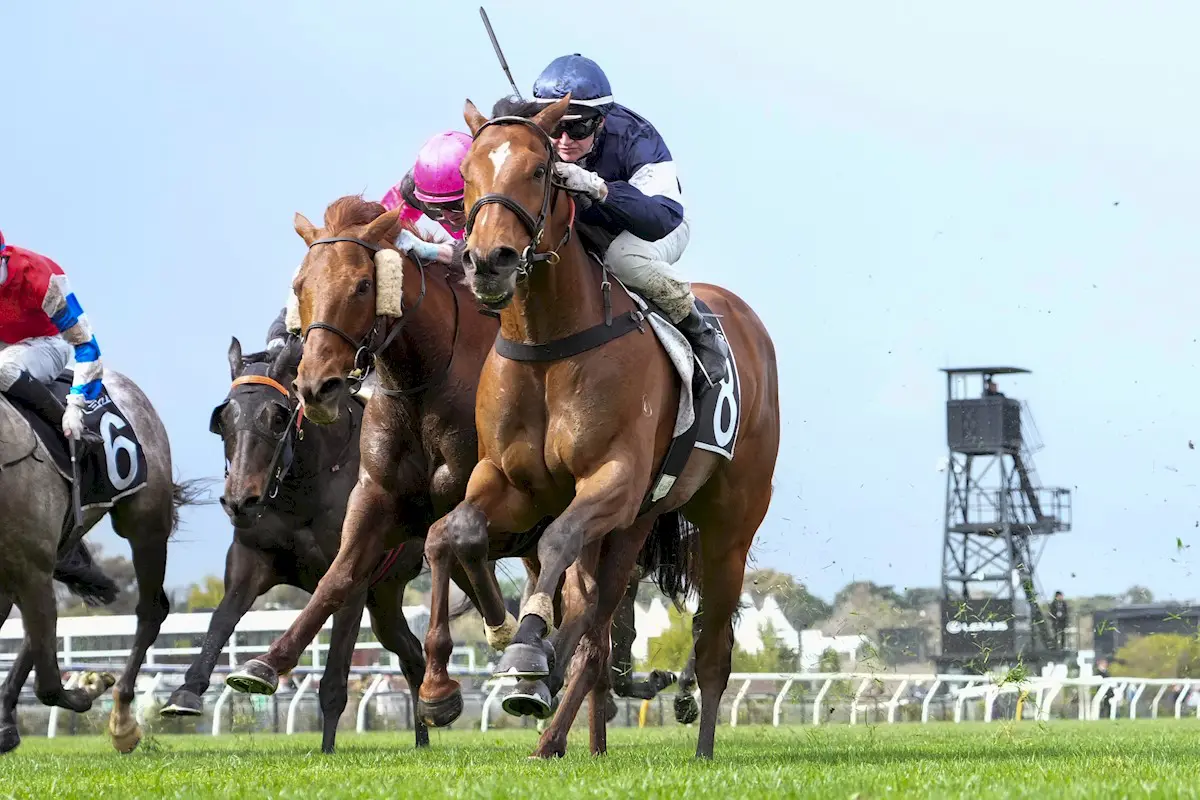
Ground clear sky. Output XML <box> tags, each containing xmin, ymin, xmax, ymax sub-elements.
<box><xmin>4</xmin><ymin>1</ymin><xmax>1198</xmax><ymax>602</ymax></box>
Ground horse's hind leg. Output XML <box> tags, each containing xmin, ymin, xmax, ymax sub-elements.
<box><xmin>692</xmin><ymin>511</ymin><xmax>763</xmax><ymax>760</ymax></box>
<box><xmin>673</xmin><ymin>599</ymin><xmax>701</xmax><ymax>724</ymax></box>
<box><xmin>19</xmin><ymin>574</ymin><xmax>112</xmax><ymax>714</ymax></box>
<box><xmin>107</xmin><ymin>501</ymin><xmax>172</xmax><ymax>754</ymax></box>
<box><xmin>318</xmin><ymin>587</ymin><xmax>368</xmax><ymax>754</ymax></box>
<box><xmin>368</xmin><ymin>573</ymin><xmax>431</xmax><ymax>749</ymax></box>
<box><xmin>0</xmin><ymin>594</ymin><xmax>12</xmax><ymax>630</ymax></box>
<box><xmin>610</xmin><ymin>574</ymin><xmax>678</xmax><ymax>706</ymax></box>
<box><xmin>0</xmin><ymin>644</ymin><xmax>34</xmax><ymax>754</ymax></box>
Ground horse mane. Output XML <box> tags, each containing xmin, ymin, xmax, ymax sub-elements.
<box><xmin>491</xmin><ymin>95</ymin><xmax>542</xmax><ymax>120</ymax></box>
<box><xmin>323</xmin><ymin>194</ymin><xmax>433</xmax><ymax>244</ymax></box>
<box><xmin>320</xmin><ymin>194</ymin><xmax>464</xmax><ymax>278</ymax></box>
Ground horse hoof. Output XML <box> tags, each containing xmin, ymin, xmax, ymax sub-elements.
<box><xmin>494</xmin><ymin>641</ymin><xmax>551</xmax><ymax>679</ymax></box>
<box><xmin>0</xmin><ymin>724</ymin><xmax>19</xmax><ymax>755</ymax></box>
<box><xmin>605</xmin><ymin>693</ymin><xmax>619</xmax><ymax>723</ymax></box>
<box><xmin>111</xmin><ymin>723</ymin><xmax>142</xmax><ymax>754</ymax></box>
<box><xmin>161</xmin><ymin>688</ymin><xmax>203</xmax><ymax>717</ymax></box>
<box><xmin>674</xmin><ymin>692</ymin><xmax>699</xmax><ymax>725</ymax></box>
<box><xmin>417</xmin><ymin>689</ymin><xmax>463</xmax><ymax>728</ymax></box>
<box><xmin>225</xmin><ymin>659</ymin><xmax>279</xmax><ymax>695</ymax></box>
<box><xmin>502</xmin><ymin>679</ymin><xmax>552</xmax><ymax>719</ymax></box>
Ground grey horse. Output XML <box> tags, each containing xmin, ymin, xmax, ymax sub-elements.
<box><xmin>0</xmin><ymin>370</ymin><xmax>207</xmax><ymax>754</ymax></box>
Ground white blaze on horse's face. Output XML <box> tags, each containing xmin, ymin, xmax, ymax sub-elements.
<box><xmin>488</xmin><ymin>141</ymin><xmax>512</xmax><ymax>183</ymax></box>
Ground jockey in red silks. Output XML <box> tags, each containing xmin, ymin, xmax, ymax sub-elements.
<box><xmin>379</xmin><ymin>130</ymin><xmax>473</xmax><ymax>268</ymax></box>
<box><xmin>0</xmin><ymin>230</ymin><xmax>103</xmax><ymax>442</ymax></box>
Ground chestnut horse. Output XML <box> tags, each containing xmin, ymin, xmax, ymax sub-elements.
<box><xmin>415</xmin><ymin>95</ymin><xmax>780</xmax><ymax>760</ymax></box>
<box><xmin>223</xmin><ymin>198</ymin><xmax>531</xmax><ymax>704</ymax></box>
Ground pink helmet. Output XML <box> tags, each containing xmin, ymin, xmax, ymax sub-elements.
<box><xmin>412</xmin><ymin>131</ymin><xmax>473</xmax><ymax>204</ymax></box>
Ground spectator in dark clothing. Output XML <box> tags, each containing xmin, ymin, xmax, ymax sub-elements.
<box><xmin>1050</xmin><ymin>591</ymin><xmax>1069</xmax><ymax>649</ymax></box>
<box><xmin>1095</xmin><ymin>658</ymin><xmax>1112</xmax><ymax>719</ymax></box>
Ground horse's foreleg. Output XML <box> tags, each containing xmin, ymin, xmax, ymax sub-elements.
<box><xmin>419</xmin><ymin>460</ymin><xmax>535</xmax><ymax>727</ymax></box>
<box><xmin>163</xmin><ymin>542</ymin><xmax>274</xmax><ymax>717</ymax></box>
<box><xmin>318</xmin><ymin>588</ymin><xmax>368</xmax><ymax>754</ymax></box>
<box><xmin>107</xmin><ymin>531</ymin><xmax>170</xmax><ymax>754</ymax></box>
<box><xmin>531</xmin><ymin>525</ymin><xmax>651</xmax><ymax>759</ymax></box>
<box><xmin>230</xmin><ymin>477</ymin><xmax>393</xmax><ymax>694</ymax></box>
<box><xmin>368</xmin><ymin>578</ymin><xmax>430</xmax><ymax>748</ymax></box>
<box><xmin>0</xmin><ymin>594</ymin><xmax>12</xmax><ymax>630</ymax></box>
<box><xmin>501</xmin><ymin>460</ymin><xmax>638</xmax><ymax>680</ymax></box>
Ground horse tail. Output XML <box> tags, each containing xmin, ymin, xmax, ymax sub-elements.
<box><xmin>53</xmin><ymin>541</ymin><xmax>120</xmax><ymax>607</ymax></box>
<box><xmin>169</xmin><ymin>477</ymin><xmax>218</xmax><ymax>533</ymax></box>
<box><xmin>637</xmin><ymin>511</ymin><xmax>702</xmax><ymax>606</ymax></box>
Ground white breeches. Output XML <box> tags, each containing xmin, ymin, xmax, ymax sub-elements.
<box><xmin>0</xmin><ymin>336</ymin><xmax>72</xmax><ymax>390</ymax></box>
<box><xmin>602</xmin><ymin>217</ymin><xmax>695</xmax><ymax>323</ymax></box>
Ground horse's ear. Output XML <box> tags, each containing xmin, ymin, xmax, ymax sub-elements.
<box><xmin>294</xmin><ymin>212</ymin><xmax>318</xmax><ymax>246</ymax></box>
<box><xmin>364</xmin><ymin>207</ymin><xmax>403</xmax><ymax>246</ymax></box>
<box><xmin>532</xmin><ymin>94</ymin><xmax>571</xmax><ymax>135</ymax></box>
<box><xmin>269</xmin><ymin>338</ymin><xmax>302</xmax><ymax>382</ymax></box>
<box><xmin>227</xmin><ymin>336</ymin><xmax>243</xmax><ymax>380</ymax></box>
<box><xmin>464</xmin><ymin>99</ymin><xmax>488</xmax><ymax>136</ymax></box>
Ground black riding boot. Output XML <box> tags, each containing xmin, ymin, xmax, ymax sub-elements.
<box><xmin>675</xmin><ymin>305</ymin><xmax>729</xmax><ymax>387</ymax></box>
<box><xmin>4</xmin><ymin>370</ymin><xmax>67</xmax><ymax>428</ymax></box>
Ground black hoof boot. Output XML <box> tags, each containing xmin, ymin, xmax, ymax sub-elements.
<box><xmin>494</xmin><ymin>640</ymin><xmax>553</xmax><ymax>680</ymax></box>
<box><xmin>418</xmin><ymin>689</ymin><xmax>463</xmax><ymax>728</ymax></box>
<box><xmin>675</xmin><ymin>691</ymin><xmax>700</xmax><ymax>725</ymax></box>
<box><xmin>648</xmin><ymin>670</ymin><xmax>679</xmax><ymax>694</ymax></box>
<box><xmin>225</xmin><ymin>659</ymin><xmax>279</xmax><ymax>695</ymax></box>
<box><xmin>0</xmin><ymin>724</ymin><xmax>19</xmax><ymax>755</ymax></box>
<box><xmin>161</xmin><ymin>688</ymin><xmax>204</xmax><ymax>716</ymax></box>
<box><xmin>502</xmin><ymin>679</ymin><xmax>552</xmax><ymax>719</ymax></box>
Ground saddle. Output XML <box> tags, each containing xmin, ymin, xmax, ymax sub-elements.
<box><xmin>498</xmin><ymin>223</ymin><xmax>743</xmax><ymax>514</ymax></box>
<box><xmin>5</xmin><ymin>370</ymin><xmax>148</xmax><ymax>515</ymax></box>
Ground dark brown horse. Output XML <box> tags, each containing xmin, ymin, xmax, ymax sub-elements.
<box><xmin>223</xmin><ymin>198</ymin><xmax>527</xmax><ymax>705</ymax></box>
<box><xmin>160</xmin><ymin>338</ymin><xmax>435</xmax><ymax>753</ymax></box>
<box><xmin>415</xmin><ymin>95</ymin><xmax>780</xmax><ymax>760</ymax></box>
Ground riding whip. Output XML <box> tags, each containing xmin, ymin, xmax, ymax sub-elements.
<box><xmin>479</xmin><ymin>7</ymin><xmax>523</xmax><ymax>99</ymax></box>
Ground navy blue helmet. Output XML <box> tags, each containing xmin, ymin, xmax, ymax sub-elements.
<box><xmin>532</xmin><ymin>54</ymin><xmax>614</xmax><ymax>119</ymax></box>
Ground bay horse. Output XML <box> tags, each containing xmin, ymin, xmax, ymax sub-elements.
<box><xmin>159</xmin><ymin>337</ymin><xmax>436</xmax><ymax>752</ymax></box>
<box><xmin>0</xmin><ymin>370</ymin><xmax>208</xmax><ymax>755</ymax></box>
<box><xmin>220</xmin><ymin>196</ymin><xmax>699</xmax><ymax>727</ymax></box>
<box><xmin>222</xmin><ymin>197</ymin><xmax>525</xmax><ymax>709</ymax></box>
<box><xmin>415</xmin><ymin>95</ymin><xmax>780</xmax><ymax>760</ymax></box>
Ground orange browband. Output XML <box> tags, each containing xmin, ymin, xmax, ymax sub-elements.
<box><xmin>229</xmin><ymin>374</ymin><xmax>290</xmax><ymax>397</ymax></box>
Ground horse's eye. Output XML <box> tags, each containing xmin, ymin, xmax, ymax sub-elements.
<box><xmin>533</xmin><ymin>164</ymin><xmax>546</xmax><ymax>180</ymax></box>
<box><xmin>355</xmin><ymin>279</ymin><xmax>372</xmax><ymax>296</ymax></box>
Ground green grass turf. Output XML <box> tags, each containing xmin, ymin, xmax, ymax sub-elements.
<box><xmin>2</xmin><ymin>721</ymin><xmax>1200</xmax><ymax>799</ymax></box>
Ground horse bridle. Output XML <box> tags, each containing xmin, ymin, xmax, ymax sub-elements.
<box><xmin>301</xmin><ymin>236</ymin><xmax>428</xmax><ymax>390</ymax></box>
<box><xmin>209</xmin><ymin>373</ymin><xmax>304</xmax><ymax>501</ymax></box>
<box><xmin>464</xmin><ymin>115</ymin><xmax>574</xmax><ymax>276</ymax></box>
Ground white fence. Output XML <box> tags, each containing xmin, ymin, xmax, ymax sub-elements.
<box><xmin>4</xmin><ymin>611</ymin><xmax>1195</xmax><ymax>739</ymax></box>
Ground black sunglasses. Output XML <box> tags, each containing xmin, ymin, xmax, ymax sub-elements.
<box><xmin>551</xmin><ymin>116</ymin><xmax>602</xmax><ymax>141</ymax></box>
<box><xmin>425</xmin><ymin>199</ymin><xmax>465</xmax><ymax>220</ymax></box>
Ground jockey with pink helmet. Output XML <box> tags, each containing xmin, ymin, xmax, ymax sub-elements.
<box><xmin>380</xmin><ymin>131</ymin><xmax>473</xmax><ymax>267</ymax></box>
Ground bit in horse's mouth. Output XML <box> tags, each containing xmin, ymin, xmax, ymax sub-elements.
<box><xmin>475</xmin><ymin>290</ymin><xmax>513</xmax><ymax>310</ymax></box>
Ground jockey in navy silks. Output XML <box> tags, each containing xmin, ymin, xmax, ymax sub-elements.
<box><xmin>530</xmin><ymin>53</ymin><xmax>729</xmax><ymax>386</ymax></box>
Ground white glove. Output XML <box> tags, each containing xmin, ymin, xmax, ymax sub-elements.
<box><xmin>396</xmin><ymin>229</ymin><xmax>446</xmax><ymax>263</ymax></box>
<box><xmin>63</xmin><ymin>394</ymin><xmax>86</xmax><ymax>440</ymax></box>
<box><xmin>554</xmin><ymin>162</ymin><xmax>608</xmax><ymax>201</ymax></box>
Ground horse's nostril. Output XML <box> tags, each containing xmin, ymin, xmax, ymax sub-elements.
<box><xmin>316</xmin><ymin>378</ymin><xmax>345</xmax><ymax>401</ymax></box>
<box><xmin>489</xmin><ymin>247</ymin><xmax>520</xmax><ymax>272</ymax></box>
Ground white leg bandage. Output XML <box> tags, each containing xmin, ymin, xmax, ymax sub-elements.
<box><xmin>485</xmin><ymin>611</ymin><xmax>518</xmax><ymax>650</ymax></box>
<box><xmin>520</xmin><ymin>591</ymin><xmax>555</xmax><ymax>633</ymax></box>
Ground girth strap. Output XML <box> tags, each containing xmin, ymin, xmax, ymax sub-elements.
<box><xmin>493</xmin><ymin>310</ymin><xmax>647</xmax><ymax>362</ymax></box>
